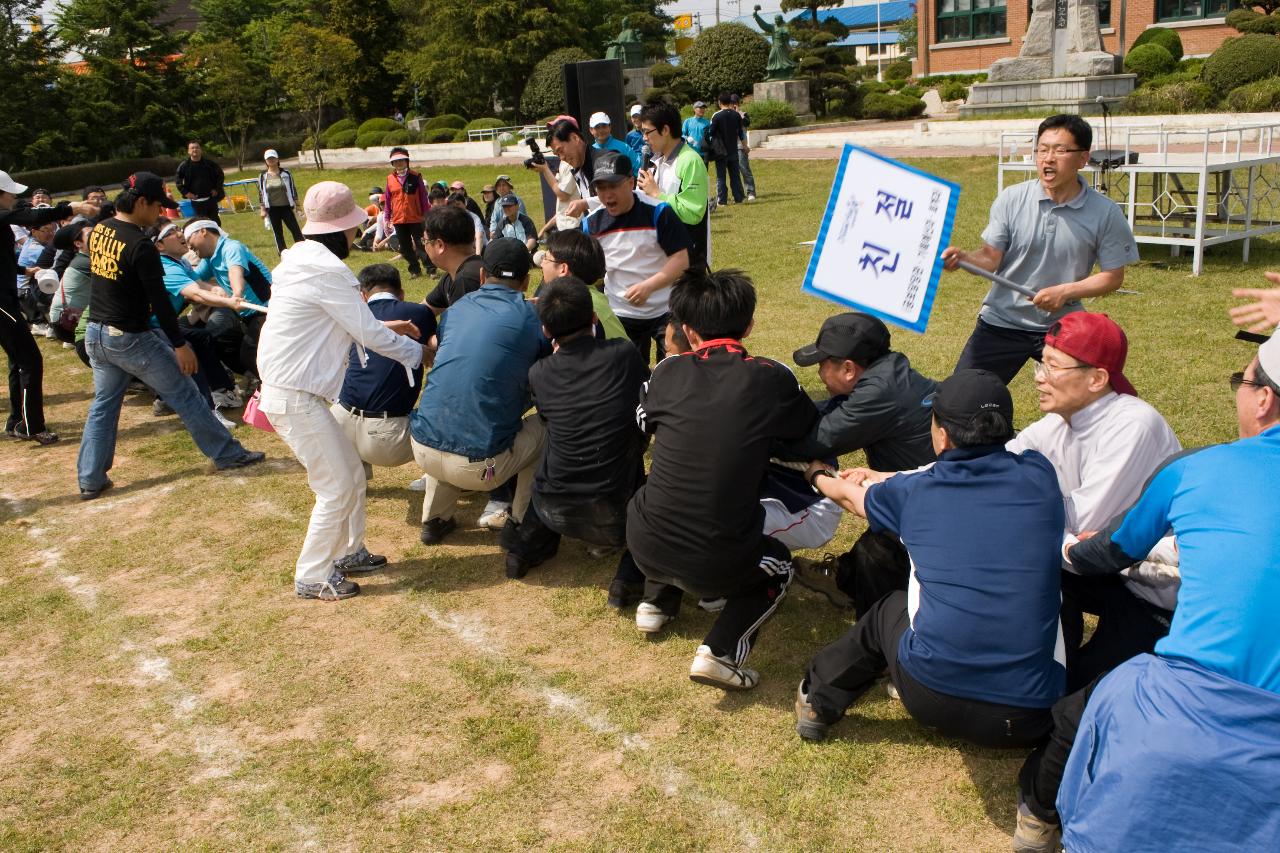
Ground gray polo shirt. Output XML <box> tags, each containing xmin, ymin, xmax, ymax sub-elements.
<box><xmin>979</xmin><ymin>177</ymin><xmax>1138</xmax><ymax>332</ymax></box>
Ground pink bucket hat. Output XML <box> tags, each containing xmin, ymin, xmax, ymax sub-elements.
<box><xmin>301</xmin><ymin>181</ymin><xmax>368</xmax><ymax>235</ymax></box>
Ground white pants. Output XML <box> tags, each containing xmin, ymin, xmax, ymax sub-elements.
<box><xmin>259</xmin><ymin>386</ymin><xmax>367</xmax><ymax>584</ymax></box>
<box><xmin>410</xmin><ymin>414</ymin><xmax>545</xmax><ymax>524</ymax></box>
<box><xmin>329</xmin><ymin>403</ymin><xmax>414</xmax><ymax>470</ymax></box>
<box><xmin>761</xmin><ymin>496</ymin><xmax>843</xmax><ymax>552</ymax></box>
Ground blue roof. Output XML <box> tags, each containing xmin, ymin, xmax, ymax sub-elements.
<box><xmin>788</xmin><ymin>2</ymin><xmax>914</xmax><ymax>29</ymax></box>
<box><xmin>835</xmin><ymin>31</ymin><xmax>902</xmax><ymax>46</ymax></box>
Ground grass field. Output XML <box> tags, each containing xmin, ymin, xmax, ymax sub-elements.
<box><xmin>2</xmin><ymin>156</ymin><xmax>1274</xmax><ymax>851</ymax></box>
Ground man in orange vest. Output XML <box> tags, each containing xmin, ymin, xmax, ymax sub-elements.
<box><xmin>381</xmin><ymin>147</ymin><xmax>432</xmax><ymax>278</ymax></box>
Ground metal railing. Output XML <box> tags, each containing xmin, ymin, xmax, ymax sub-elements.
<box><xmin>467</xmin><ymin>124</ymin><xmax>547</xmax><ymax>142</ymax></box>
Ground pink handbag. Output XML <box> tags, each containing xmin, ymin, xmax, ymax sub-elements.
<box><xmin>241</xmin><ymin>389</ymin><xmax>275</xmax><ymax>432</ymax></box>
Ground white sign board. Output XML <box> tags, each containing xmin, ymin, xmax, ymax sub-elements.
<box><xmin>802</xmin><ymin>145</ymin><xmax>960</xmax><ymax>334</ymax></box>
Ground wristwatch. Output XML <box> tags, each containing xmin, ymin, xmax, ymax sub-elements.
<box><xmin>808</xmin><ymin>468</ymin><xmax>837</xmax><ymax>488</ymax></box>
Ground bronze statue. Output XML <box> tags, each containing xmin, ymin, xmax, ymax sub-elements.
<box><xmin>753</xmin><ymin>6</ymin><xmax>797</xmax><ymax>81</ymax></box>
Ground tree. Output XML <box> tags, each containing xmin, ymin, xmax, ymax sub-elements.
<box><xmin>897</xmin><ymin>9</ymin><xmax>919</xmax><ymax>59</ymax></box>
<box><xmin>271</xmin><ymin>23</ymin><xmax>358</xmax><ymax>168</ymax></box>
<box><xmin>779</xmin><ymin>0</ymin><xmax>844</xmax><ymax>25</ymax></box>
<box><xmin>186</xmin><ymin>39</ymin><xmax>276</xmax><ymax>169</ymax></box>
<box><xmin>790</xmin><ymin>16</ymin><xmax>856</xmax><ymax>117</ymax></box>
<box><xmin>678</xmin><ymin>23</ymin><xmax>769</xmax><ymax>100</ymax></box>
<box><xmin>328</xmin><ymin>0</ymin><xmax>402</xmax><ymax>119</ymax></box>
<box><xmin>521</xmin><ymin>47</ymin><xmax>594</xmax><ymax>119</ymax></box>
<box><xmin>0</xmin><ymin>0</ymin><xmax>66</xmax><ymax>169</ymax></box>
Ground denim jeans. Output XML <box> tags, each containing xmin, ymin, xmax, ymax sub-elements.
<box><xmin>77</xmin><ymin>322</ymin><xmax>246</xmax><ymax>491</ymax></box>
<box><xmin>738</xmin><ymin>147</ymin><xmax>756</xmax><ymax>196</ymax></box>
<box><xmin>714</xmin><ymin>156</ymin><xmax>745</xmax><ymax>205</ymax></box>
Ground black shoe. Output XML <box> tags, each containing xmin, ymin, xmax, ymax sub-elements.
<box><xmin>79</xmin><ymin>477</ymin><xmax>114</xmax><ymax>501</ymax></box>
<box><xmin>216</xmin><ymin>450</ymin><xmax>266</xmax><ymax>470</ymax></box>
<box><xmin>504</xmin><ymin>547</ymin><xmax>554</xmax><ymax>579</ymax></box>
<box><xmin>606</xmin><ymin>578</ymin><xmax>644</xmax><ymax>609</ymax></box>
<box><xmin>334</xmin><ymin>547</ymin><xmax>388</xmax><ymax>576</ymax></box>
<box><xmin>420</xmin><ymin>516</ymin><xmax>456</xmax><ymax>544</ymax></box>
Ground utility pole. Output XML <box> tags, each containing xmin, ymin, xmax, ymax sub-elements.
<box><xmin>715</xmin><ymin>0</ymin><xmax>721</xmax><ymax>24</ymax></box>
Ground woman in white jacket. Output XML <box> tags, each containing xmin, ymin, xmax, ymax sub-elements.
<box><xmin>257</xmin><ymin>181</ymin><xmax>425</xmax><ymax>601</ymax></box>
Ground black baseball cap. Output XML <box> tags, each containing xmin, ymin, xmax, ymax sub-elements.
<box><xmin>123</xmin><ymin>172</ymin><xmax>179</xmax><ymax>209</ymax></box>
<box><xmin>793</xmin><ymin>312</ymin><xmax>891</xmax><ymax>367</ymax></box>
<box><xmin>52</xmin><ymin>220</ymin><xmax>89</xmax><ymax>252</ymax></box>
<box><xmin>499</xmin><ymin>193</ymin><xmax>520</xmax><ymax>206</ymax></box>
<box><xmin>483</xmin><ymin>237</ymin><xmax>532</xmax><ymax>281</ymax></box>
<box><xmin>591</xmin><ymin>151</ymin><xmax>633</xmax><ymax>187</ymax></box>
<box><xmin>924</xmin><ymin>369</ymin><xmax>1013</xmax><ymax>427</ymax></box>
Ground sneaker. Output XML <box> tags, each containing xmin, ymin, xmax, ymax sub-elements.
<box><xmin>216</xmin><ymin>450</ymin><xmax>266</xmax><ymax>470</ymax></box>
<box><xmin>689</xmin><ymin>645</ymin><xmax>758</xmax><ymax>691</ymax></box>
<box><xmin>794</xmin><ymin>680</ymin><xmax>833</xmax><ymax>740</ymax></box>
<box><xmin>213</xmin><ymin>410</ymin><xmax>237</xmax><ymax>430</ymax></box>
<box><xmin>696</xmin><ymin>597</ymin><xmax>726</xmax><ymax>613</ymax></box>
<box><xmin>1012</xmin><ymin>803</ymin><xmax>1062</xmax><ymax>853</ymax></box>
<box><xmin>62</xmin><ymin>341</ymin><xmax>73</xmax><ymax>349</ymax></box>
<box><xmin>420</xmin><ymin>516</ymin><xmax>456</xmax><ymax>545</ymax></box>
<box><xmin>886</xmin><ymin>681</ymin><xmax>901</xmax><ymax>702</ymax></box>
<box><xmin>477</xmin><ymin>500</ymin><xmax>511</xmax><ymax>530</ymax></box>
<box><xmin>747</xmin><ymin>194</ymin><xmax>756</xmax><ymax>202</ymax></box>
<box><xmin>586</xmin><ymin>544</ymin><xmax>617</xmax><ymax>559</ymax></box>
<box><xmin>295</xmin><ymin>572</ymin><xmax>360</xmax><ymax>601</ymax></box>
<box><xmin>606</xmin><ymin>578</ymin><xmax>643</xmax><ymax>609</ymax></box>
<box><xmin>408</xmin><ymin>476</ymin><xmax>427</xmax><ymax>492</ymax></box>
<box><xmin>635</xmin><ymin>602</ymin><xmax>675</xmax><ymax>635</ymax></box>
<box><xmin>31</xmin><ymin>322</ymin><xmax>50</xmax><ymax>336</ymax></box>
<box><xmin>792</xmin><ymin>554</ymin><xmax>855</xmax><ymax>610</ymax></box>
<box><xmin>79</xmin><ymin>477</ymin><xmax>114</xmax><ymax>501</ymax></box>
<box><xmin>334</xmin><ymin>546</ymin><xmax>388</xmax><ymax>576</ymax></box>
<box><xmin>44</xmin><ymin>325</ymin><xmax>57</xmax><ymax>339</ymax></box>
<box><xmin>152</xmin><ymin>398</ymin><xmax>174</xmax><ymax>417</ymax></box>
<box><xmin>12</xmin><ymin>425</ymin><xmax>59</xmax><ymax>445</ymax></box>
<box><xmin>211</xmin><ymin>388</ymin><xmax>243</xmax><ymax>409</ymax></box>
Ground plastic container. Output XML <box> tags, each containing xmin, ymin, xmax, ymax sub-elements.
<box><xmin>178</xmin><ymin>199</ymin><xmax>196</xmax><ymax>218</ymax></box>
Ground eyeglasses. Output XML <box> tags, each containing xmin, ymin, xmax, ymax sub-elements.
<box><xmin>534</xmin><ymin>250</ymin><xmax>556</xmax><ymax>266</ymax></box>
<box><xmin>1230</xmin><ymin>371</ymin><xmax>1269</xmax><ymax>392</ymax></box>
<box><xmin>1033</xmin><ymin>360</ymin><xmax>1093</xmax><ymax>379</ymax></box>
<box><xmin>640</xmin><ymin>127</ymin><xmax>658</xmax><ymax>137</ymax></box>
<box><xmin>1035</xmin><ymin>146</ymin><xmax>1086</xmax><ymax>160</ymax></box>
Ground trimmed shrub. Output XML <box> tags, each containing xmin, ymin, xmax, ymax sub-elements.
<box><xmin>328</xmin><ymin>129</ymin><xmax>358</xmax><ymax>148</ymax></box>
<box><xmin>1226</xmin><ymin>8</ymin><xmax>1260</xmax><ymax>29</ymax></box>
<box><xmin>420</xmin><ymin>128</ymin><xmax>460</xmax><ymax>144</ymax></box>
<box><xmin>861</xmin><ymin>80</ymin><xmax>892</xmax><ymax>95</ymax></box>
<box><xmin>679</xmin><ymin>23</ymin><xmax>769</xmax><ymax>99</ymax></box>
<box><xmin>1123</xmin><ymin>80</ymin><xmax>1215</xmax><ymax>114</ymax></box>
<box><xmin>1132</xmin><ymin>27</ymin><xmax>1183</xmax><ymax>63</ymax></box>
<box><xmin>1204</xmin><ymin>34</ymin><xmax>1280</xmax><ymax>94</ymax></box>
<box><xmin>521</xmin><ymin>46</ymin><xmax>595</xmax><ymax>118</ymax></box>
<box><xmin>13</xmin><ymin>157</ymin><xmax>183</xmax><ymax>195</ymax></box>
<box><xmin>1225</xmin><ymin>77</ymin><xmax>1280</xmax><ymax>112</ymax></box>
<box><xmin>939</xmin><ymin>79</ymin><xmax>969</xmax><ymax>101</ymax></box>
<box><xmin>464</xmin><ymin>117</ymin><xmax>505</xmax><ymax>132</ymax></box>
<box><xmin>1145</xmin><ymin>68</ymin><xmax>1200</xmax><ymax>87</ymax></box>
<box><xmin>751</xmin><ymin>99</ymin><xmax>798</xmax><ymax>129</ymax></box>
<box><xmin>863</xmin><ymin>92</ymin><xmax>926</xmax><ymax>120</ymax></box>
<box><xmin>453</xmin><ymin>129</ymin><xmax>472</xmax><ymax>142</ymax></box>
<box><xmin>1123</xmin><ymin>43</ymin><xmax>1175</xmax><ymax>81</ymax></box>
<box><xmin>884</xmin><ymin>59</ymin><xmax>912</xmax><ymax>82</ymax></box>
<box><xmin>917</xmin><ymin>72</ymin><xmax>987</xmax><ymax>86</ymax></box>
<box><xmin>354</xmin><ymin>131</ymin><xmax>387</xmax><ymax>149</ymax></box>
<box><xmin>383</xmin><ymin>129</ymin><xmax>414</xmax><ymax>145</ymax></box>
<box><xmin>651</xmin><ymin>61</ymin><xmax>681</xmax><ymax>87</ymax></box>
<box><xmin>1226</xmin><ymin>8</ymin><xmax>1280</xmax><ymax>34</ymax></box>
<box><xmin>424</xmin><ymin>114</ymin><xmax>466</xmax><ymax>130</ymax></box>
<box><xmin>357</xmin><ymin>117</ymin><xmax>402</xmax><ymax>135</ymax></box>
<box><xmin>897</xmin><ymin>84</ymin><xmax>924</xmax><ymax>98</ymax></box>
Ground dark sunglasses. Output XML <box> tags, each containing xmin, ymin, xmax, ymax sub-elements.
<box><xmin>1230</xmin><ymin>371</ymin><xmax>1269</xmax><ymax>392</ymax></box>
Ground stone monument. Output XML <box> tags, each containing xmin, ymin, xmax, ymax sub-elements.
<box><xmin>606</xmin><ymin>17</ymin><xmax>652</xmax><ymax>106</ymax></box>
<box><xmin>960</xmin><ymin>0</ymin><xmax>1136</xmax><ymax>116</ymax></box>
<box><xmin>751</xmin><ymin>5</ymin><xmax>813</xmax><ymax>121</ymax></box>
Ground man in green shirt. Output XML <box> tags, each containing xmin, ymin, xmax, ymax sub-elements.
<box><xmin>637</xmin><ymin>101</ymin><xmax>710</xmax><ymax>269</ymax></box>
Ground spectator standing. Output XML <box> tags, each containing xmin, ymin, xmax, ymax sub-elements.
<box><xmin>589</xmin><ymin>112</ymin><xmax>641</xmax><ymax>173</ymax></box>
<box><xmin>636</xmin><ymin>101</ymin><xmax>711</xmax><ymax>269</ymax></box>
<box><xmin>732</xmin><ymin>94</ymin><xmax>757</xmax><ymax>202</ymax></box>
<box><xmin>708</xmin><ymin>92</ymin><xmax>747</xmax><ymax>206</ymax></box>
<box><xmin>682</xmin><ymin>101</ymin><xmax>710</xmax><ymax>159</ymax></box>
<box><xmin>383</xmin><ymin>147</ymin><xmax>431</xmax><ymax>278</ymax></box>
<box><xmin>625</xmin><ymin>104</ymin><xmax>645</xmax><ymax>154</ymax></box>
<box><xmin>257</xmin><ymin>149</ymin><xmax>303</xmax><ymax>253</ymax></box>
<box><xmin>175</xmin><ymin>141</ymin><xmax>226</xmax><ymax>224</ymax></box>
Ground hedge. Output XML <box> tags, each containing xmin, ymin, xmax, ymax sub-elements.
<box><xmin>897</xmin><ymin>84</ymin><xmax>924</xmax><ymax>98</ymax></box>
<box><xmin>13</xmin><ymin>157</ymin><xmax>184</xmax><ymax>195</ymax></box>
<box><xmin>464</xmin><ymin>117</ymin><xmax>505</xmax><ymax>131</ymax></box>
<box><xmin>452</xmin><ymin>129</ymin><xmax>471</xmax><ymax>142</ymax></box>
<box><xmin>1203</xmin><ymin>34</ymin><xmax>1280</xmax><ymax>94</ymax></box>
<box><xmin>862</xmin><ymin>92</ymin><xmax>926</xmax><ymax>120</ymax></box>
<box><xmin>1226</xmin><ymin>8</ymin><xmax>1280</xmax><ymax>34</ymax></box>
<box><xmin>1225</xmin><ymin>77</ymin><xmax>1280</xmax><ymax>112</ymax></box>
<box><xmin>679</xmin><ymin>23</ymin><xmax>769</xmax><ymax>100</ymax></box>
<box><xmin>424</xmin><ymin>114</ymin><xmax>466</xmax><ymax>130</ymax></box>
<box><xmin>420</xmin><ymin>128</ymin><xmax>460</xmax><ymax>144</ymax></box>
<box><xmin>357</xmin><ymin>118</ymin><xmax>403</xmax><ymax>135</ymax></box>
<box><xmin>354</xmin><ymin>131</ymin><xmax>388</xmax><ymax>149</ymax></box>
<box><xmin>1123</xmin><ymin>80</ymin><xmax>1215</xmax><ymax>114</ymax></box>
<box><xmin>916</xmin><ymin>72</ymin><xmax>987</xmax><ymax>86</ymax></box>
<box><xmin>322</xmin><ymin>118</ymin><xmax>357</xmax><ymax>143</ymax></box>
<box><xmin>751</xmin><ymin>99</ymin><xmax>798</xmax><ymax>129</ymax></box>
<box><xmin>1132</xmin><ymin>27</ymin><xmax>1183</xmax><ymax>63</ymax></box>
<box><xmin>1123</xmin><ymin>44</ymin><xmax>1175</xmax><ymax>81</ymax></box>
<box><xmin>328</xmin><ymin>129</ymin><xmax>358</xmax><ymax>148</ymax></box>
<box><xmin>884</xmin><ymin>60</ymin><xmax>912</xmax><ymax>82</ymax></box>
<box><xmin>939</xmin><ymin>79</ymin><xmax>969</xmax><ymax>101</ymax></box>
<box><xmin>383</xmin><ymin>129</ymin><xmax>415</xmax><ymax>145</ymax></box>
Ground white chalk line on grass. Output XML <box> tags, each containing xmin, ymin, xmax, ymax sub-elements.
<box><xmin>419</xmin><ymin>604</ymin><xmax>760</xmax><ymax>849</ymax></box>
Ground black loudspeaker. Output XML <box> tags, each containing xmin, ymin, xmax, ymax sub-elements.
<box><xmin>563</xmin><ymin>59</ymin><xmax>626</xmax><ymax>141</ymax></box>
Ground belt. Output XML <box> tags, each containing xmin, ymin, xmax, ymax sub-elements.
<box><xmin>338</xmin><ymin>400</ymin><xmax>395</xmax><ymax>419</ymax></box>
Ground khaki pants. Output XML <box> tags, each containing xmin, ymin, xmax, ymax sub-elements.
<box><xmin>411</xmin><ymin>414</ymin><xmax>545</xmax><ymax>523</ymax></box>
<box><xmin>329</xmin><ymin>403</ymin><xmax>414</xmax><ymax>470</ymax></box>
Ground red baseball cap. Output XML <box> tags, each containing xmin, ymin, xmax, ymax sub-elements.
<box><xmin>1044</xmin><ymin>312</ymin><xmax>1137</xmax><ymax>397</ymax></box>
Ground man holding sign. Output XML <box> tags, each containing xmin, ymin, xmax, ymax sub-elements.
<box><xmin>942</xmin><ymin>115</ymin><xmax>1138</xmax><ymax>384</ymax></box>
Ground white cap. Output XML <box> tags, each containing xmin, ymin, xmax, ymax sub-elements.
<box><xmin>35</xmin><ymin>268</ymin><xmax>59</xmax><ymax>295</ymax></box>
<box><xmin>630</xmin><ymin>104</ymin><xmax>643</xmax><ymax>116</ymax></box>
<box><xmin>0</xmin><ymin>170</ymin><xmax>28</xmax><ymax>195</ymax></box>
<box><xmin>263</xmin><ymin>149</ymin><xmax>279</xmax><ymax>161</ymax></box>
<box><xmin>1259</xmin><ymin>335</ymin><xmax>1280</xmax><ymax>381</ymax></box>
<box><xmin>589</xmin><ymin>111</ymin><xmax>611</xmax><ymax>128</ymax></box>
<box><xmin>182</xmin><ymin>219</ymin><xmax>223</xmax><ymax>241</ymax></box>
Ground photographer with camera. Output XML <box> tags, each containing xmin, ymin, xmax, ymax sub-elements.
<box><xmin>528</xmin><ymin>117</ymin><xmax>600</xmax><ymax>233</ymax></box>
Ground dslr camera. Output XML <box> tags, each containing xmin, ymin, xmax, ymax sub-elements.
<box><xmin>523</xmin><ymin>138</ymin><xmax>547</xmax><ymax>169</ymax></box>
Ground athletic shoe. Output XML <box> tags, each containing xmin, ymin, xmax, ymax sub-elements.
<box><xmin>586</xmin><ymin>545</ymin><xmax>617</xmax><ymax>559</ymax></box>
<box><xmin>32</xmin><ymin>323</ymin><xmax>50</xmax><ymax>336</ymax></box>
<box><xmin>696</xmin><ymin>597</ymin><xmax>726</xmax><ymax>613</ymax></box>
<box><xmin>886</xmin><ymin>681</ymin><xmax>901</xmax><ymax>702</ymax></box>
<box><xmin>152</xmin><ymin>398</ymin><xmax>174</xmax><ymax>417</ymax></box>
<box><xmin>211</xmin><ymin>388</ymin><xmax>243</xmax><ymax>409</ymax></box>
<box><xmin>477</xmin><ymin>500</ymin><xmax>511</xmax><ymax>530</ymax></box>
<box><xmin>295</xmin><ymin>572</ymin><xmax>360</xmax><ymax>601</ymax></box>
<box><xmin>213</xmin><ymin>410</ymin><xmax>237</xmax><ymax>430</ymax></box>
<box><xmin>792</xmin><ymin>553</ymin><xmax>855</xmax><ymax>610</ymax></box>
<box><xmin>689</xmin><ymin>645</ymin><xmax>758</xmax><ymax>691</ymax></box>
<box><xmin>747</xmin><ymin>194</ymin><xmax>756</xmax><ymax>202</ymax></box>
<box><xmin>606</xmin><ymin>578</ymin><xmax>643</xmax><ymax>609</ymax></box>
<box><xmin>79</xmin><ymin>477</ymin><xmax>114</xmax><ymax>501</ymax></box>
<box><xmin>635</xmin><ymin>602</ymin><xmax>674</xmax><ymax>635</ymax></box>
<box><xmin>62</xmin><ymin>342</ymin><xmax>73</xmax><ymax>349</ymax></box>
<box><xmin>11</xmin><ymin>425</ymin><xmax>59</xmax><ymax>445</ymax></box>
<box><xmin>408</xmin><ymin>476</ymin><xmax>427</xmax><ymax>492</ymax></box>
<box><xmin>794</xmin><ymin>680</ymin><xmax>833</xmax><ymax>740</ymax></box>
<box><xmin>334</xmin><ymin>546</ymin><xmax>388</xmax><ymax>576</ymax></box>
<box><xmin>1012</xmin><ymin>802</ymin><xmax>1062</xmax><ymax>853</ymax></box>
<box><xmin>216</xmin><ymin>450</ymin><xmax>266</xmax><ymax>470</ymax></box>
<box><xmin>420</xmin><ymin>516</ymin><xmax>456</xmax><ymax>544</ymax></box>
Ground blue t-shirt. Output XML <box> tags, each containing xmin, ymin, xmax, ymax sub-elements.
<box><xmin>682</xmin><ymin>116</ymin><xmax>710</xmax><ymax>155</ymax></box>
<box><xmin>16</xmin><ymin>238</ymin><xmax>44</xmax><ymax>287</ymax></box>
<box><xmin>593</xmin><ymin>135</ymin><xmax>641</xmax><ymax>173</ymax></box>
<box><xmin>409</xmin><ymin>284</ymin><xmax>548</xmax><ymax>458</ymax></box>
<box><xmin>339</xmin><ymin>294</ymin><xmax>436</xmax><ymax>417</ymax></box>
<box><xmin>865</xmin><ymin>444</ymin><xmax>1066</xmax><ymax>708</ymax></box>
<box><xmin>158</xmin><ymin>254</ymin><xmax>197</xmax><ymax>316</ymax></box>
<box><xmin>625</xmin><ymin>128</ymin><xmax>644</xmax><ymax>154</ymax></box>
<box><xmin>193</xmin><ymin>235</ymin><xmax>271</xmax><ymax>317</ymax></box>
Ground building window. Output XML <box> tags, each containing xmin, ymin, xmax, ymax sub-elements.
<box><xmin>938</xmin><ymin>0</ymin><xmax>1007</xmax><ymax>41</ymax></box>
<box><xmin>1157</xmin><ymin>0</ymin><xmax>1236</xmax><ymax>20</ymax></box>
<box><xmin>1099</xmin><ymin>0</ymin><xmax>1111</xmax><ymax>25</ymax></box>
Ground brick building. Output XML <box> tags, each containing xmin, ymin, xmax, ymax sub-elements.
<box><xmin>914</xmin><ymin>0</ymin><xmax>1242</xmax><ymax>76</ymax></box>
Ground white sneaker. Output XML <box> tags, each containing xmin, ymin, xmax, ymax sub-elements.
<box><xmin>886</xmin><ymin>681</ymin><xmax>900</xmax><ymax>701</ymax></box>
<box><xmin>213</xmin><ymin>409</ymin><xmax>237</xmax><ymax>430</ymax></box>
<box><xmin>635</xmin><ymin>602</ymin><xmax>674</xmax><ymax>634</ymax></box>
<box><xmin>62</xmin><ymin>341</ymin><xmax>73</xmax><ymax>349</ymax></box>
<box><xmin>408</xmin><ymin>476</ymin><xmax>427</xmax><ymax>492</ymax></box>
<box><xmin>697</xmin><ymin>597</ymin><xmax>726</xmax><ymax>613</ymax></box>
<box><xmin>477</xmin><ymin>500</ymin><xmax>511</xmax><ymax>530</ymax></box>
<box><xmin>211</xmin><ymin>388</ymin><xmax>243</xmax><ymax>409</ymax></box>
<box><xmin>747</xmin><ymin>194</ymin><xmax>756</xmax><ymax>202</ymax></box>
<box><xmin>689</xmin><ymin>645</ymin><xmax>759</xmax><ymax>690</ymax></box>
<box><xmin>44</xmin><ymin>325</ymin><xmax>57</xmax><ymax>339</ymax></box>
